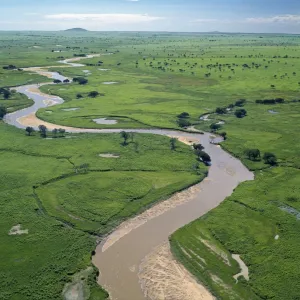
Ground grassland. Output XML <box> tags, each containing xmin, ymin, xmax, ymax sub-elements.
<box><xmin>2</xmin><ymin>31</ymin><xmax>300</xmax><ymax>299</ymax></box>
<box><xmin>0</xmin><ymin>120</ymin><xmax>203</xmax><ymax>299</ymax></box>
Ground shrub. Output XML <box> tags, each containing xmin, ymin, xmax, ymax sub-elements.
<box><xmin>235</xmin><ymin>109</ymin><xmax>247</xmax><ymax>118</ymax></box>
<box><xmin>263</xmin><ymin>152</ymin><xmax>277</xmax><ymax>165</ymax></box>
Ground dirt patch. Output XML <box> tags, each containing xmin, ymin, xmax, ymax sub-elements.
<box><xmin>232</xmin><ymin>254</ymin><xmax>249</xmax><ymax>282</ymax></box>
<box><xmin>101</xmin><ymin>184</ymin><xmax>201</xmax><ymax>252</ymax></box>
<box><xmin>93</xmin><ymin>118</ymin><xmax>118</xmax><ymax>125</ymax></box>
<box><xmin>102</xmin><ymin>82</ymin><xmax>118</xmax><ymax>85</ymax></box>
<box><xmin>138</xmin><ymin>242</ymin><xmax>214</xmax><ymax>300</ymax></box>
<box><xmin>62</xmin><ymin>267</ymin><xmax>93</xmax><ymax>300</ymax></box>
<box><xmin>9</xmin><ymin>224</ymin><xmax>28</xmax><ymax>235</ymax></box>
<box><xmin>168</xmin><ymin>135</ymin><xmax>199</xmax><ymax>147</ymax></box>
<box><xmin>99</xmin><ymin>153</ymin><xmax>120</xmax><ymax>158</ymax></box>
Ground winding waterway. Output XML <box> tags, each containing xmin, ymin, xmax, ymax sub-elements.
<box><xmin>4</xmin><ymin>56</ymin><xmax>254</xmax><ymax>300</ymax></box>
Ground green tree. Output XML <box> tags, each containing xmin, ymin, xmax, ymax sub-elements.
<box><xmin>263</xmin><ymin>152</ymin><xmax>277</xmax><ymax>165</ymax></box>
<box><xmin>195</xmin><ymin>150</ymin><xmax>211</xmax><ymax>164</ymax></box>
<box><xmin>25</xmin><ymin>126</ymin><xmax>35</xmax><ymax>136</ymax></box>
<box><xmin>58</xmin><ymin>128</ymin><xmax>66</xmax><ymax>137</ymax></box>
<box><xmin>88</xmin><ymin>91</ymin><xmax>99</xmax><ymax>98</ymax></box>
<box><xmin>244</xmin><ymin>149</ymin><xmax>261</xmax><ymax>161</ymax></box>
<box><xmin>52</xmin><ymin>128</ymin><xmax>58</xmax><ymax>138</ymax></box>
<box><xmin>210</xmin><ymin>123</ymin><xmax>221</xmax><ymax>131</ymax></box>
<box><xmin>170</xmin><ymin>138</ymin><xmax>177</xmax><ymax>150</ymax></box>
<box><xmin>38</xmin><ymin>125</ymin><xmax>47</xmax><ymax>138</ymax></box>
<box><xmin>235</xmin><ymin>109</ymin><xmax>247</xmax><ymax>118</ymax></box>
<box><xmin>193</xmin><ymin>143</ymin><xmax>204</xmax><ymax>151</ymax></box>
<box><xmin>177</xmin><ymin>118</ymin><xmax>191</xmax><ymax>128</ymax></box>
<box><xmin>0</xmin><ymin>106</ymin><xmax>7</xmax><ymax>118</ymax></box>
<box><xmin>120</xmin><ymin>131</ymin><xmax>130</xmax><ymax>145</ymax></box>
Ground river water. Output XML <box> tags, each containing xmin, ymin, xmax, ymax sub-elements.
<box><xmin>4</xmin><ymin>57</ymin><xmax>253</xmax><ymax>300</ymax></box>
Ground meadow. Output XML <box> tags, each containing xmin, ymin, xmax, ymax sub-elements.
<box><xmin>2</xmin><ymin>31</ymin><xmax>300</xmax><ymax>299</ymax></box>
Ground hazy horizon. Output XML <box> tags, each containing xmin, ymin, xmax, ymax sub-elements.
<box><xmin>1</xmin><ymin>0</ymin><xmax>300</xmax><ymax>33</ymax></box>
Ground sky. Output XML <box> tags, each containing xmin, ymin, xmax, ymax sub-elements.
<box><xmin>1</xmin><ymin>0</ymin><xmax>300</xmax><ymax>33</ymax></box>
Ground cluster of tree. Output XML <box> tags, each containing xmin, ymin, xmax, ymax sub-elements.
<box><xmin>73</xmin><ymin>77</ymin><xmax>88</xmax><ymax>85</ymax></box>
<box><xmin>0</xmin><ymin>88</ymin><xmax>11</xmax><ymax>99</ymax></box>
<box><xmin>88</xmin><ymin>91</ymin><xmax>99</xmax><ymax>98</ymax></box>
<box><xmin>0</xmin><ymin>106</ymin><xmax>7</xmax><ymax>118</ymax></box>
<box><xmin>53</xmin><ymin>79</ymin><xmax>70</xmax><ymax>84</ymax></box>
<box><xmin>244</xmin><ymin>148</ymin><xmax>277</xmax><ymax>165</ymax></box>
<box><xmin>215</xmin><ymin>99</ymin><xmax>246</xmax><ymax>116</ymax></box>
<box><xmin>3</xmin><ymin>65</ymin><xmax>17</xmax><ymax>70</ymax></box>
<box><xmin>210</xmin><ymin>123</ymin><xmax>222</xmax><ymax>131</ymax></box>
<box><xmin>235</xmin><ymin>108</ymin><xmax>247</xmax><ymax>118</ymax></box>
<box><xmin>255</xmin><ymin>98</ymin><xmax>285</xmax><ymax>105</ymax></box>
<box><xmin>177</xmin><ymin>112</ymin><xmax>191</xmax><ymax>128</ymax></box>
<box><xmin>37</xmin><ymin>125</ymin><xmax>66</xmax><ymax>138</ymax></box>
<box><xmin>192</xmin><ymin>143</ymin><xmax>211</xmax><ymax>164</ymax></box>
<box><xmin>73</xmin><ymin>54</ymin><xmax>87</xmax><ymax>57</ymax></box>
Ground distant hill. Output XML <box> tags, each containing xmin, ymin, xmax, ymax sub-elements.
<box><xmin>64</xmin><ymin>28</ymin><xmax>88</xmax><ymax>32</ymax></box>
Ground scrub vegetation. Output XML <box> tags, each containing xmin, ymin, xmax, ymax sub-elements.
<box><xmin>1</xmin><ymin>31</ymin><xmax>300</xmax><ymax>299</ymax></box>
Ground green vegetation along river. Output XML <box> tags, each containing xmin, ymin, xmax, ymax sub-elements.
<box><xmin>4</xmin><ymin>56</ymin><xmax>253</xmax><ymax>299</ymax></box>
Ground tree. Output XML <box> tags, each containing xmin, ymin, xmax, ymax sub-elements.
<box><xmin>170</xmin><ymin>138</ymin><xmax>177</xmax><ymax>150</ymax></box>
<box><xmin>235</xmin><ymin>99</ymin><xmax>246</xmax><ymax>107</ymax></box>
<box><xmin>210</xmin><ymin>123</ymin><xmax>221</xmax><ymax>131</ymax></box>
<box><xmin>38</xmin><ymin>125</ymin><xmax>47</xmax><ymax>138</ymax></box>
<box><xmin>120</xmin><ymin>131</ymin><xmax>130</xmax><ymax>146</ymax></box>
<box><xmin>177</xmin><ymin>118</ymin><xmax>191</xmax><ymax>128</ymax></box>
<box><xmin>193</xmin><ymin>143</ymin><xmax>204</xmax><ymax>151</ymax></box>
<box><xmin>73</xmin><ymin>77</ymin><xmax>88</xmax><ymax>85</ymax></box>
<box><xmin>0</xmin><ymin>106</ymin><xmax>7</xmax><ymax>119</ymax></box>
<box><xmin>58</xmin><ymin>128</ymin><xmax>66</xmax><ymax>137</ymax></box>
<box><xmin>63</xmin><ymin>79</ymin><xmax>70</xmax><ymax>83</ymax></box>
<box><xmin>25</xmin><ymin>127</ymin><xmax>35</xmax><ymax>136</ymax></box>
<box><xmin>263</xmin><ymin>152</ymin><xmax>277</xmax><ymax>165</ymax></box>
<box><xmin>177</xmin><ymin>112</ymin><xmax>190</xmax><ymax>119</ymax></box>
<box><xmin>52</xmin><ymin>128</ymin><xmax>58</xmax><ymax>138</ymax></box>
<box><xmin>53</xmin><ymin>79</ymin><xmax>62</xmax><ymax>84</ymax></box>
<box><xmin>235</xmin><ymin>109</ymin><xmax>247</xmax><ymax>118</ymax></box>
<box><xmin>195</xmin><ymin>150</ymin><xmax>211</xmax><ymax>164</ymax></box>
<box><xmin>244</xmin><ymin>149</ymin><xmax>261</xmax><ymax>161</ymax></box>
<box><xmin>76</xmin><ymin>93</ymin><xmax>83</xmax><ymax>99</ymax></box>
<box><xmin>220</xmin><ymin>132</ymin><xmax>227</xmax><ymax>140</ymax></box>
<box><xmin>215</xmin><ymin>107</ymin><xmax>227</xmax><ymax>114</ymax></box>
<box><xmin>0</xmin><ymin>88</ymin><xmax>11</xmax><ymax>99</ymax></box>
<box><xmin>88</xmin><ymin>91</ymin><xmax>99</xmax><ymax>98</ymax></box>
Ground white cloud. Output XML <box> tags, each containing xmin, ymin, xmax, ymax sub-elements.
<box><xmin>45</xmin><ymin>13</ymin><xmax>163</xmax><ymax>24</ymax></box>
<box><xmin>246</xmin><ymin>15</ymin><xmax>300</xmax><ymax>24</ymax></box>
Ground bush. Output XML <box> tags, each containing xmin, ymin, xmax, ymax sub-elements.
<box><xmin>0</xmin><ymin>106</ymin><xmax>7</xmax><ymax>118</ymax></box>
<box><xmin>263</xmin><ymin>152</ymin><xmax>277</xmax><ymax>165</ymax></box>
<box><xmin>177</xmin><ymin>118</ymin><xmax>191</xmax><ymax>128</ymax></box>
<box><xmin>177</xmin><ymin>112</ymin><xmax>190</xmax><ymax>119</ymax></box>
<box><xmin>88</xmin><ymin>91</ymin><xmax>99</xmax><ymax>98</ymax></box>
<box><xmin>210</xmin><ymin>123</ymin><xmax>221</xmax><ymax>131</ymax></box>
<box><xmin>215</xmin><ymin>107</ymin><xmax>227</xmax><ymax>114</ymax></box>
<box><xmin>235</xmin><ymin>99</ymin><xmax>246</xmax><ymax>107</ymax></box>
<box><xmin>235</xmin><ymin>109</ymin><xmax>247</xmax><ymax>118</ymax></box>
<box><xmin>73</xmin><ymin>77</ymin><xmax>88</xmax><ymax>85</ymax></box>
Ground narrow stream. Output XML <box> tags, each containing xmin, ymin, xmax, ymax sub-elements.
<box><xmin>4</xmin><ymin>56</ymin><xmax>254</xmax><ymax>300</ymax></box>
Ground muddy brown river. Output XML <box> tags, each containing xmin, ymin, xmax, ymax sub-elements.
<box><xmin>4</xmin><ymin>56</ymin><xmax>253</xmax><ymax>300</ymax></box>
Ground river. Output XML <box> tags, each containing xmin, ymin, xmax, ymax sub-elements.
<box><xmin>4</xmin><ymin>56</ymin><xmax>253</xmax><ymax>300</ymax></box>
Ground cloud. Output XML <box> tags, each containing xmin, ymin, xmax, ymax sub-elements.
<box><xmin>191</xmin><ymin>15</ymin><xmax>300</xmax><ymax>25</ymax></box>
<box><xmin>246</xmin><ymin>15</ymin><xmax>300</xmax><ymax>24</ymax></box>
<box><xmin>45</xmin><ymin>13</ymin><xmax>163</xmax><ymax>24</ymax></box>
<box><xmin>126</xmin><ymin>0</ymin><xmax>140</xmax><ymax>2</ymax></box>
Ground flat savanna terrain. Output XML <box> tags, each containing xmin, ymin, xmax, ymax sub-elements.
<box><xmin>1</xmin><ymin>31</ymin><xmax>300</xmax><ymax>299</ymax></box>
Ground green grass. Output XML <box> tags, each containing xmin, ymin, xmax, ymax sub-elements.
<box><xmin>171</xmin><ymin>167</ymin><xmax>300</xmax><ymax>300</ymax></box>
<box><xmin>2</xmin><ymin>31</ymin><xmax>300</xmax><ymax>299</ymax></box>
<box><xmin>0</xmin><ymin>121</ymin><xmax>203</xmax><ymax>299</ymax></box>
